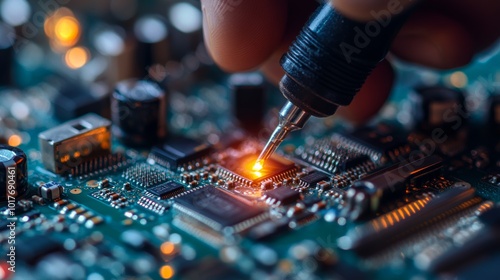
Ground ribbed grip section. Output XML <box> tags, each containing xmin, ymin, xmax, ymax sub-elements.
<box><xmin>280</xmin><ymin>3</ymin><xmax>409</xmax><ymax>117</ymax></box>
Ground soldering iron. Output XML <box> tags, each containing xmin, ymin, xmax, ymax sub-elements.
<box><xmin>255</xmin><ymin>1</ymin><xmax>413</xmax><ymax>169</ymax></box>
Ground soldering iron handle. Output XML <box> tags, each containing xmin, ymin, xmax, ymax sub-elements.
<box><xmin>279</xmin><ymin>2</ymin><xmax>412</xmax><ymax>117</ymax></box>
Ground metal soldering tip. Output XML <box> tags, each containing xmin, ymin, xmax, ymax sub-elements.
<box><xmin>254</xmin><ymin>101</ymin><xmax>312</xmax><ymax>168</ymax></box>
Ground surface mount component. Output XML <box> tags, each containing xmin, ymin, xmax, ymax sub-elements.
<box><xmin>38</xmin><ymin>181</ymin><xmax>63</xmax><ymax>201</ymax></box>
<box><xmin>262</xmin><ymin>186</ymin><xmax>301</xmax><ymax>206</ymax></box>
<box><xmin>0</xmin><ymin>145</ymin><xmax>28</xmax><ymax>201</ymax></box>
<box><xmin>149</xmin><ymin>136</ymin><xmax>212</xmax><ymax>171</ymax></box>
<box><xmin>218</xmin><ymin>154</ymin><xmax>296</xmax><ymax>187</ymax></box>
<box><xmin>38</xmin><ymin>113</ymin><xmax>112</xmax><ymax>174</ymax></box>
<box><xmin>145</xmin><ymin>181</ymin><xmax>184</xmax><ymax>200</ymax></box>
<box><xmin>173</xmin><ymin>185</ymin><xmax>268</xmax><ymax>234</ymax></box>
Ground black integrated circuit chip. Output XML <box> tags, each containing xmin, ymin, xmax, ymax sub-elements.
<box><xmin>218</xmin><ymin>154</ymin><xmax>296</xmax><ymax>186</ymax></box>
<box><xmin>263</xmin><ymin>186</ymin><xmax>301</xmax><ymax>206</ymax></box>
<box><xmin>145</xmin><ymin>181</ymin><xmax>184</xmax><ymax>200</ymax></box>
<box><xmin>173</xmin><ymin>185</ymin><xmax>268</xmax><ymax>233</ymax></box>
<box><xmin>341</xmin><ymin>123</ymin><xmax>411</xmax><ymax>162</ymax></box>
<box><xmin>150</xmin><ymin>136</ymin><xmax>212</xmax><ymax>170</ymax></box>
<box><xmin>300</xmin><ymin>171</ymin><xmax>330</xmax><ymax>188</ymax></box>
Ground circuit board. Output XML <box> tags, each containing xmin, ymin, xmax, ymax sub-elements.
<box><xmin>2</xmin><ymin>67</ymin><xmax>500</xmax><ymax>280</ymax></box>
<box><xmin>1</xmin><ymin>2</ymin><xmax>500</xmax><ymax>279</ymax></box>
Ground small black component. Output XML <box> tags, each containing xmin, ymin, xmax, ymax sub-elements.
<box><xmin>218</xmin><ymin>154</ymin><xmax>296</xmax><ymax>186</ymax></box>
<box><xmin>54</xmin><ymin>82</ymin><xmax>110</xmax><ymax>121</ymax></box>
<box><xmin>39</xmin><ymin>181</ymin><xmax>64</xmax><ymax>201</ymax></box>
<box><xmin>342</xmin><ymin>123</ymin><xmax>410</xmax><ymax>163</ymax></box>
<box><xmin>112</xmin><ymin>79</ymin><xmax>167</xmax><ymax>147</ymax></box>
<box><xmin>412</xmin><ymin>86</ymin><xmax>467</xmax><ymax>133</ymax></box>
<box><xmin>0</xmin><ymin>145</ymin><xmax>28</xmax><ymax>202</ymax></box>
<box><xmin>263</xmin><ymin>186</ymin><xmax>301</xmax><ymax>206</ymax></box>
<box><xmin>146</xmin><ymin>181</ymin><xmax>184</xmax><ymax>200</ymax></box>
<box><xmin>230</xmin><ymin>73</ymin><xmax>266</xmax><ymax>135</ymax></box>
<box><xmin>173</xmin><ymin>185</ymin><xmax>267</xmax><ymax>233</ymax></box>
<box><xmin>150</xmin><ymin>136</ymin><xmax>212</xmax><ymax>170</ymax></box>
<box><xmin>300</xmin><ymin>171</ymin><xmax>329</xmax><ymax>188</ymax></box>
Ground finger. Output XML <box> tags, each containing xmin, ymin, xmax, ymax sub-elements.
<box><xmin>260</xmin><ymin>0</ymin><xmax>320</xmax><ymax>84</ymax></box>
<box><xmin>201</xmin><ymin>0</ymin><xmax>287</xmax><ymax>72</ymax></box>
<box><xmin>336</xmin><ymin>59</ymin><xmax>394</xmax><ymax>124</ymax></box>
<box><xmin>428</xmin><ymin>0</ymin><xmax>500</xmax><ymax>51</ymax></box>
<box><xmin>333</xmin><ymin>0</ymin><xmax>415</xmax><ymax>21</ymax></box>
<box><xmin>390</xmin><ymin>10</ymin><xmax>474</xmax><ymax>69</ymax></box>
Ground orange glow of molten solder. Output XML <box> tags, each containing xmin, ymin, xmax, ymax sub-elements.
<box><xmin>252</xmin><ymin>160</ymin><xmax>264</xmax><ymax>172</ymax></box>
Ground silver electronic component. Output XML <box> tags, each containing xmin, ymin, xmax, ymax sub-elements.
<box><xmin>38</xmin><ymin>113</ymin><xmax>112</xmax><ymax>174</ymax></box>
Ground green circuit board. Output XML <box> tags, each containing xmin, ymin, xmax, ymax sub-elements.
<box><xmin>0</xmin><ymin>43</ymin><xmax>500</xmax><ymax>280</ymax></box>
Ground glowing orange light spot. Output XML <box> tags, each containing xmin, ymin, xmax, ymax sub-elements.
<box><xmin>449</xmin><ymin>71</ymin><xmax>468</xmax><ymax>88</ymax></box>
<box><xmin>252</xmin><ymin>160</ymin><xmax>263</xmax><ymax>171</ymax></box>
<box><xmin>8</xmin><ymin>135</ymin><xmax>22</xmax><ymax>146</ymax></box>
<box><xmin>65</xmin><ymin>47</ymin><xmax>89</xmax><ymax>69</ymax></box>
<box><xmin>159</xmin><ymin>265</ymin><xmax>175</xmax><ymax>279</ymax></box>
<box><xmin>160</xmin><ymin>242</ymin><xmax>175</xmax><ymax>255</ymax></box>
<box><xmin>54</xmin><ymin>16</ymin><xmax>80</xmax><ymax>47</ymax></box>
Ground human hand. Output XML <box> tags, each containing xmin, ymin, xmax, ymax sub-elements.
<box><xmin>201</xmin><ymin>0</ymin><xmax>500</xmax><ymax>124</ymax></box>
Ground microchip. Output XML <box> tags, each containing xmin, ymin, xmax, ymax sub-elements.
<box><xmin>262</xmin><ymin>186</ymin><xmax>301</xmax><ymax>206</ymax></box>
<box><xmin>340</xmin><ymin>123</ymin><xmax>411</xmax><ymax>162</ymax></box>
<box><xmin>295</xmin><ymin>136</ymin><xmax>374</xmax><ymax>175</ymax></box>
<box><xmin>173</xmin><ymin>185</ymin><xmax>268</xmax><ymax>233</ymax></box>
<box><xmin>146</xmin><ymin>181</ymin><xmax>184</xmax><ymax>200</ymax></box>
<box><xmin>149</xmin><ymin>136</ymin><xmax>212</xmax><ymax>170</ymax></box>
<box><xmin>218</xmin><ymin>154</ymin><xmax>296</xmax><ymax>186</ymax></box>
<box><xmin>300</xmin><ymin>171</ymin><xmax>330</xmax><ymax>188</ymax></box>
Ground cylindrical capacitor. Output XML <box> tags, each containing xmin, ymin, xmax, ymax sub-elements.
<box><xmin>411</xmin><ymin>86</ymin><xmax>467</xmax><ymax>133</ymax></box>
<box><xmin>0</xmin><ymin>145</ymin><xmax>28</xmax><ymax>202</ymax></box>
<box><xmin>229</xmin><ymin>73</ymin><xmax>266</xmax><ymax>136</ymax></box>
<box><xmin>112</xmin><ymin>79</ymin><xmax>167</xmax><ymax>146</ymax></box>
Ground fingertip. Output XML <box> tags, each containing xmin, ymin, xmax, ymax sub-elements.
<box><xmin>202</xmin><ymin>0</ymin><xmax>287</xmax><ymax>72</ymax></box>
<box><xmin>391</xmin><ymin>11</ymin><xmax>474</xmax><ymax>69</ymax></box>
<box><xmin>336</xmin><ymin>59</ymin><xmax>394</xmax><ymax>125</ymax></box>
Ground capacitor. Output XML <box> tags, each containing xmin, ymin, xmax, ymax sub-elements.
<box><xmin>0</xmin><ymin>145</ymin><xmax>28</xmax><ymax>202</ymax></box>
<box><xmin>229</xmin><ymin>73</ymin><xmax>266</xmax><ymax>135</ymax></box>
<box><xmin>112</xmin><ymin>79</ymin><xmax>167</xmax><ymax>146</ymax></box>
<box><xmin>411</xmin><ymin>86</ymin><xmax>467</xmax><ymax>133</ymax></box>
<box><xmin>39</xmin><ymin>181</ymin><xmax>64</xmax><ymax>201</ymax></box>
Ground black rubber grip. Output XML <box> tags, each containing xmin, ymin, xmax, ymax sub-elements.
<box><xmin>280</xmin><ymin>3</ymin><xmax>410</xmax><ymax>117</ymax></box>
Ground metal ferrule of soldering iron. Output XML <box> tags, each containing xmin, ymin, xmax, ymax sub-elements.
<box><xmin>256</xmin><ymin>2</ymin><xmax>413</xmax><ymax>166</ymax></box>
<box><xmin>256</xmin><ymin>102</ymin><xmax>311</xmax><ymax>163</ymax></box>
